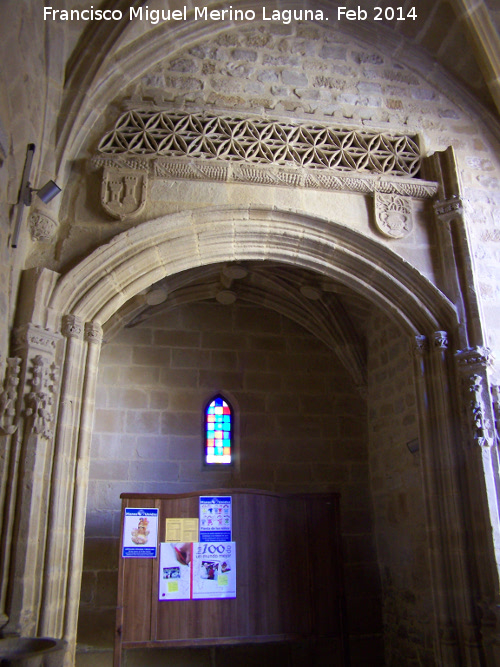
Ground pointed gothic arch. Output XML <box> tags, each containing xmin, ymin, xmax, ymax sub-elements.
<box><xmin>3</xmin><ymin>205</ymin><xmax>500</xmax><ymax>666</ymax></box>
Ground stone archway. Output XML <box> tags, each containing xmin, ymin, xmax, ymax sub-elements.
<box><xmin>2</xmin><ymin>206</ymin><xmax>500</xmax><ymax>666</ymax></box>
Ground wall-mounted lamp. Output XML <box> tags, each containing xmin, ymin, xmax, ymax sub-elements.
<box><xmin>11</xmin><ymin>143</ymin><xmax>62</xmax><ymax>248</ymax></box>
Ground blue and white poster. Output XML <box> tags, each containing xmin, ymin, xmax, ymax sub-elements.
<box><xmin>199</xmin><ymin>496</ymin><xmax>232</xmax><ymax>542</ymax></box>
<box><xmin>122</xmin><ymin>507</ymin><xmax>159</xmax><ymax>558</ymax></box>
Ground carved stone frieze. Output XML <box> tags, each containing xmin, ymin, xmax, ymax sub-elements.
<box><xmin>374</xmin><ymin>192</ymin><xmax>413</xmax><ymax>238</ymax></box>
<box><xmin>14</xmin><ymin>325</ymin><xmax>61</xmax><ymax>357</ymax></box>
<box><xmin>456</xmin><ymin>346</ymin><xmax>493</xmax><ymax>369</ymax></box>
<box><xmin>24</xmin><ymin>355</ymin><xmax>60</xmax><ymax>440</ymax></box>
<box><xmin>28</xmin><ymin>211</ymin><xmax>58</xmax><ymax>242</ymax></box>
<box><xmin>101</xmin><ymin>168</ymin><xmax>147</xmax><ymax>220</ymax></box>
<box><xmin>0</xmin><ymin>357</ymin><xmax>22</xmax><ymax>435</ymax></box>
<box><xmin>91</xmin><ymin>109</ymin><xmax>439</xmax><ymax>209</ymax></box>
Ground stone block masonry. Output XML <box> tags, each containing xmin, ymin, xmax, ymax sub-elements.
<box><xmin>78</xmin><ymin>300</ymin><xmax>383</xmax><ymax>663</ymax></box>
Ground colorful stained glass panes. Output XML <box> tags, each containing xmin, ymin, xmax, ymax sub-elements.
<box><xmin>205</xmin><ymin>396</ymin><xmax>232</xmax><ymax>464</ymax></box>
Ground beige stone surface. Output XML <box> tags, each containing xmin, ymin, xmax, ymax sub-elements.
<box><xmin>1</xmin><ymin>3</ymin><xmax>500</xmax><ymax>667</ymax></box>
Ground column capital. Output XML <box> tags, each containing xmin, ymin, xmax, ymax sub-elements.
<box><xmin>84</xmin><ymin>322</ymin><xmax>103</xmax><ymax>344</ymax></box>
<box><xmin>61</xmin><ymin>314</ymin><xmax>84</xmax><ymax>340</ymax></box>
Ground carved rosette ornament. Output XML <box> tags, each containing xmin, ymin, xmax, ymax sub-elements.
<box><xmin>28</xmin><ymin>211</ymin><xmax>58</xmax><ymax>242</ymax></box>
<box><xmin>101</xmin><ymin>168</ymin><xmax>147</xmax><ymax>220</ymax></box>
<box><xmin>24</xmin><ymin>355</ymin><xmax>60</xmax><ymax>440</ymax></box>
<box><xmin>0</xmin><ymin>357</ymin><xmax>22</xmax><ymax>435</ymax></box>
<box><xmin>374</xmin><ymin>192</ymin><xmax>413</xmax><ymax>239</ymax></box>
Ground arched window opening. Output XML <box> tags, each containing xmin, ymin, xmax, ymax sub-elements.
<box><xmin>204</xmin><ymin>395</ymin><xmax>233</xmax><ymax>465</ymax></box>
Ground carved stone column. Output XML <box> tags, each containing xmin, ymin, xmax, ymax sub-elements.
<box><xmin>412</xmin><ymin>332</ymin><xmax>484</xmax><ymax>665</ymax></box>
<box><xmin>430</xmin><ymin>147</ymin><xmax>484</xmax><ymax>350</ymax></box>
<box><xmin>2</xmin><ymin>325</ymin><xmax>63</xmax><ymax>637</ymax></box>
<box><xmin>59</xmin><ymin>321</ymin><xmax>103</xmax><ymax>667</ymax></box>
<box><xmin>0</xmin><ymin>356</ymin><xmax>22</xmax><ymax>629</ymax></box>
<box><xmin>455</xmin><ymin>346</ymin><xmax>500</xmax><ymax>666</ymax></box>
<box><xmin>37</xmin><ymin>315</ymin><xmax>86</xmax><ymax>641</ymax></box>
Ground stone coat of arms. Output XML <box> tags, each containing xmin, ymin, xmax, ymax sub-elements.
<box><xmin>101</xmin><ymin>168</ymin><xmax>147</xmax><ymax>220</ymax></box>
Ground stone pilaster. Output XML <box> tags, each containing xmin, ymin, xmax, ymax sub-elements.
<box><xmin>1</xmin><ymin>325</ymin><xmax>63</xmax><ymax>637</ymax></box>
<box><xmin>455</xmin><ymin>347</ymin><xmax>500</xmax><ymax>666</ymax></box>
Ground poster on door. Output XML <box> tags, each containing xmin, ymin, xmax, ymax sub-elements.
<box><xmin>158</xmin><ymin>541</ymin><xmax>236</xmax><ymax>600</ymax></box>
<box><xmin>192</xmin><ymin>541</ymin><xmax>236</xmax><ymax>599</ymax></box>
<box><xmin>158</xmin><ymin>542</ymin><xmax>193</xmax><ymax>600</ymax></box>
<box><xmin>199</xmin><ymin>496</ymin><xmax>232</xmax><ymax>542</ymax></box>
<box><xmin>122</xmin><ymin>508</ymin><xmax>158</xmax><ymax>558</ymax></box>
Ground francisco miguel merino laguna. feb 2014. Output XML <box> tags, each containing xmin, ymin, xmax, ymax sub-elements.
<box><xmin>43</xmin><ymin>5</ymin><xmax>418</xmax><ymax>24</ymax></box>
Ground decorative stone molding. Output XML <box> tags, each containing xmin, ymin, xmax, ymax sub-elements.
<box><xmin>14</xmin><ymin>325</ymin><xmax>60</xmax><ymax>356</ymax></box>
<box><xmin>456</xmin><ymin>346</ymin><xmax>493</xmax><ymax>369</ymax></box>
<box><xmin>434</xmin><ymin>195</ymin><xmax>464</xmax><ymax>221</ymax></box>
<box><xmin>492</xmin><ymin>385</ymin><xmax>500</xmax><ymax>445</ymax></box>
<box><xmin>101</xmin><ymin>168</ymin><xmax>147</xmax><ymax>220</ymax></box>
<box><xmin>62</xmin><ymin>315</ymin><xmax>84</xmax><ymax>340</ymax></box>
<box><xmin>92</xmin><ymin>109</ymin><xmax>438</xmax><ymax>214</ymax></box>
<box><xmin>28</xmin><ymin>211</ymin><xmax>58</xmax><ymax>242</ymax></box>
<box><xmin>24</xmin><ymin>355</ymin><xmax>60</xmax><ymax>440</ymax></box>
<box><xmin>93</xmin><ymin>154</ymin><xmax>438</xmax><ymax>201</ymax></box>
<box><xmin>463</xmin><ymin>373</ymin><xmax>493</xmax><ymax>447</ymax></box>
<box><xmin>84</xmin><ymin>321</ymin><xmax>103</xmax><ymax>344</ymax></box>
<box><xmin>0</xmin><ymin>356</ymin><xmax>21</xmax><ymax>435</ymax></box>
<box><xmin>374</xmin><ymin>192</ymin><xmax>413</xmax><ymax>238</ymax></box>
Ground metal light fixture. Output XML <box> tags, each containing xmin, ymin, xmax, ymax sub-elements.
<box><xmin>406</xmin><ymin>438</ymin><xmax>420</xmax><ymax>454</ymax></box>
<box><xmin>11</xmin><ymin>143</ymin><xmax>62</xmax><ymax>248</ymax></box>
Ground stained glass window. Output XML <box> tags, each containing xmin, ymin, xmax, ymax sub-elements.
<box><xmin>204</xmin><ymin>395</ymin><xmax>232</xmax><ymax>465</ymax></box>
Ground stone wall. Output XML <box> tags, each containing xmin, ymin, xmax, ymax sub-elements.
<box><xmin>78</xmin><ymin>299</ymin><xmax>382</xmax><ymax>665</ymax></box>
<box><xmin>0</xmin><ymin>1</ymin><xmax>48</xmax><ymax>358</ymax></box>
<box><xmin>59</xmin><ymin>18</ymin><xmax>500</xmax><ymax>379</ymax></box>
<box><xmin>367</xmin><ymin>311</ymin><xmax>433</xmax><ymax>666</ymax></box>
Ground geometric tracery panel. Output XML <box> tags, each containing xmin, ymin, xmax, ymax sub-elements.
<box><xmin>98</xmin><ymin>110</ymin><xmax>421</xmax><ymax>177</ymax></box>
